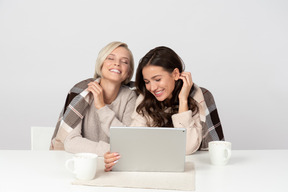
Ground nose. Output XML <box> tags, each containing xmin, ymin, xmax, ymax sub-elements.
<box><xmin>150</xmin><ymin>82</ymin><xmax>157</xmax><ymax>91</ymax></box>
<box><xmin>113</xmin><ymin>59</ymin><xmax>120</xmax><ymax>66</ymax></box>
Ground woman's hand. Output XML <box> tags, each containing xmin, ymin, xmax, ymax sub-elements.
<box><xmin>87</xmin><ymin>81</ymin><xmax>105</xmax><ymax>109</ymax></box>
<box><xmin>104</xmin><ymin>151</ymin><xmax>121</xmax><ymax>172</ymax></box>
<box><xmin>178</xmin><ymin>72</ymin><xmax>193</xmax><ymax>113</ymax></box>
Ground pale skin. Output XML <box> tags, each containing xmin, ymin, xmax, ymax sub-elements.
<box><xmin>104</xmin><ymin>66</ymin><xmax>193</xmax><ymax>172</ymax></box>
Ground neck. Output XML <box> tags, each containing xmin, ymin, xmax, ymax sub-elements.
<box><xmin>100</xmin><ymin>79</ymin><xmax>121</xmax><ymax>104</ymax></box>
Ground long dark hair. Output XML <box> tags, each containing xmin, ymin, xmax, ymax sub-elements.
<box><xmin>135</xmin><ymin>46</ymin><xmax>198</xmax><ymax>127</ymax></box>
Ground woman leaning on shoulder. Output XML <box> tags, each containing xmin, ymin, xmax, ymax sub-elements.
<box><xmin>50</xmin><ymin>41</ymin><xmax>137</xmax><ymax>156</ymax></box>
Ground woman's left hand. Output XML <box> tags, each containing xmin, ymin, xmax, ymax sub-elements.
<box><xmin>178</xmin><ymin>71</ymin><xmax>193</xmax><ymax>101</ymax></box>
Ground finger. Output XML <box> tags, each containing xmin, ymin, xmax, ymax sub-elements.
<box><xmin>88</xmin><ymin>83</ymin><xmax>103</xmax><ymax>93</ymax></box>
<box><xmin>87</xmin><ymin>84</ymin><xmax>103</xmax><ymax>97</ymax></box>
<box><xmin>104</xmin><ymin>152</ymin><xmax>121</xmax><ymax>164</ymax></box>
<box><xmin>87</xmin><ymin>87</ymin><xmax>100</xmax><ymax>98</ymax></box>
<box><xmin>104</xmin><ymin>151</ymin><xmax>111</xmax><ymax>159</ymax></box>
<box><xmin>104</xmin><ymin>167</ymin><xmax>113</xmax><ymax>172</ymax></box>
<box><xmin>105</xmin><ymin>162</ymin><xmax>116</xmax><ymax>172</ymax></box>
<box><xmin>88</xmin><ymin>81</ymin><xmax>102</xmax><ymax>90</ymax></box>
<box><xmin>105</xmin><ymin>160</ymin><xmax>119</xmax><ymax>170</ymax></box>
<box><xmin>105</xmin><ymin>164</ymin><xmax>113</xmax><ymax>172</ymax></box>
<box><xmin>180</xmin><ymin>72</ymin><xmax>191</xmax><ymax>81</ymax></box>
<box><xmin>179</xmin><ymin>75</ymin><xmax>189</xmax><ymax>87</ymax></box>
<box><xmin>104</xmin><ymin>157</ymin><xmax>118</xmax><ymax>172</ymax></box>
<box><xmin>180</xmin><ymin>72</ymin><xmax>192</xmax><ymax>87</ymax></box>
<box><xmin>104</xmin><ymin>151</ymin><xmax>117</xmax><ymax>160</ymax></box>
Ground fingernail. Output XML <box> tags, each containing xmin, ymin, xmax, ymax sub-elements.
<box><xmin>114</xmin><ymin>160</ymin><xmax>118</xmax><ymax>164</ymax></box>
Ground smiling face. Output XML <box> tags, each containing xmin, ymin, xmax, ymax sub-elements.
<box><xmin>142</xmin><ymin>65</ymin><xmax>179</xmax><ymax>101</ymax></box>
<box><xmin>101</xmin><ymin>47</ymin><xmax>131</xmax><ymax>84</ymax></box>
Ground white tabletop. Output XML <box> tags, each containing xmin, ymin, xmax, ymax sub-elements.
<box><xmin>0</xmin><ymin>150</ymin><xmax>287</xmax><ymax>192</ymax></box>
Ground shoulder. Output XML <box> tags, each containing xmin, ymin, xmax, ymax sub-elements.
<box><xmin>118</xmin><ymin>85</ymin><xmax>138</xmax><ymax>99</ymax></box>
<box><xmin>192</xmin><ymin>85</ymin><xmax>215</xmax><ymax>111</ymax></box>
<box><xmin>190</xmin><ymin>84</ymin><xmax>214</xmax><ymax>102</ymax></box>
<box><xmin>199</xmin><ymin>87</ymin><xmax>216</xmax><ymax>106</ymax></box>
<box><xmin>199</xmin><ymin>87</ymin><xmax>213</xmax><ymax>98</ymax></box>
<box><xmin>190</xmin><ymin>84</ymin><xmax>204</xmax><ymax>103</ymax></box>
<box><xmin>135</xmin><ymin>94</ymin><xmax>144</xmax><ymax>105</ymax></box>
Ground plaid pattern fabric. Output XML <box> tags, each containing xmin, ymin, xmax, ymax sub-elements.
<box><xmin>50</xmin><ymin>78</ymin><xmax>136</xmax><ymax>150</ymax></box>
<box><xmin>50</xmin><ymin>78</ymin><xmax>96</xmax><ymax>150</ymax></box>
<box><xmin>198</xmin><ymin>87</ymin><xmax>225</xmax><ymax>150</ymax></box>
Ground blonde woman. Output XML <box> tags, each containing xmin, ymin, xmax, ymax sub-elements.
<box><xmin>50</xmin><ymin>41</ymin><xmax>137</xmax><ymax>156</ymax></box>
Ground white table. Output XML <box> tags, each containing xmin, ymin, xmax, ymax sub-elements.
<box><xmin>0</xmin><ymin>150</ymin><xmax>287</xmax><ymax>192</ymax></box>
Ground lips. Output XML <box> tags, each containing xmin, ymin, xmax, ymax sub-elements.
<box><xmin>153</xmin><ymin>89</ymin><xmax>164</xmax><ymax>97</ymax></box>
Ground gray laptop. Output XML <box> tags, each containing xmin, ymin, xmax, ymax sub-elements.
<box><xmin>110</xmin><ymin>126</ymin><xmax>186</xmax><ymax>172</ymax></box>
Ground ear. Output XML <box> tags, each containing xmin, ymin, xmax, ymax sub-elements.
<box><xmin>172</xmin><ymin>68</ymin><xmax>180</xmax><ymax>80</ymax></box>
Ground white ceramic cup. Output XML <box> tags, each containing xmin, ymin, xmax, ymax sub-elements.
<box><xmin>65</xmin><ymin>153</ymin><xmax>98</xmax><ymax>180</ymax></box>
<box><xmin>208</xmin><ymin>141</ymin><xmax>232</xmax><ymax>165</ymax></box>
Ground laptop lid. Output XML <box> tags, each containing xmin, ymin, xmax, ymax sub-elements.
<box><xmin>110</xmin><ymin>127</ymin><xmax>186</xmax><ymax>172</ymax></box>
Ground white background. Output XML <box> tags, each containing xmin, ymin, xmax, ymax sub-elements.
<box><xmin>0</xmin><ymin>0</ymin><xmax>287</xmax><ymax>150</ymax></box>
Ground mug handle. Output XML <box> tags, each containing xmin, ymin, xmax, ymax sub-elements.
<box><xmin>224</xmin><ymin>148</ymin><xmax>232</xmax><ymax>160</ymax></box>
<box><xmin>65</xmin><ymin>159</ymin><xmax>75</xmax><ymax>173</ymax></box>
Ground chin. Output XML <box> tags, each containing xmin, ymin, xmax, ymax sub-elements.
<box><xmin>154</xmin><ymin>96</ymin><xmax>168</xmax><ymax>102</ymax></box>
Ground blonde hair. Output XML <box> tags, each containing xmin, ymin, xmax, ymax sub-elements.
<box><xmin>94</xmin><ymin>41</ymin><xmax>134</xmax><ymax>84</ymax></box>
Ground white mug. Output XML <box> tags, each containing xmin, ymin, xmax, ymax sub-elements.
<box><xmin>208</xmin><ymin>141</ymin><xmax>232</xmax><ymax>165</ymax></box>
<box><xmin>65</xmin><ymin>153</ymin><xmax>98</xmax><ymax>180</ymax></box>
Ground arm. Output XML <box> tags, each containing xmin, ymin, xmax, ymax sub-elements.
<box><xmin>64</xmin><ymin>122</ymin><xmax>110</xmax><ymax>156</ymax></box>
<box><xmin>175</xmin><ymin>72</ymin><xmax>202</xmax><ymax>154</ymax></box>
<box><xmin>172</xmin><ymin>110</ymin><xmax>202</xmax><ymax>155</ymax></box>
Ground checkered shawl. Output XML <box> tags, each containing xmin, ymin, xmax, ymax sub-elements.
<box><xmin>50</xmin><ymin>78</ymin><xmax>136</xmax><ymax>150</ymax></box>
<box><xmin>50</xmin><ymin>78</ymin><xmax>96</xmax><ymax>150</ymax></box>
<box><xmin>197</xmin><ymin>87</ymin><xmax>225</xmax><ymax>150</ymax></box>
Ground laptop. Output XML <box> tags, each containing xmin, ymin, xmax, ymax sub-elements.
<box><xmin>110</xmin><ymin>126</ymin><xmax>186</xmax><ymax>172</ymax></box>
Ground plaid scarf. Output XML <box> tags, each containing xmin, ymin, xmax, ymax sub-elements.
<box><xmin>50</xmin><ymin>78</ymin><xmax>96</xmax><ymax>150</ymax></box>
<box><xmin>196</xmin><ymin>86</ymin><xmax>225</xmax><ymax>150</ymax></box>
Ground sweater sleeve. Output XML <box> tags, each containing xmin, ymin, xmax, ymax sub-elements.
<box><xmin>171</xmin><ymin>110</ymin><xmax>202</xmax><ymax>155</ymax></box>
<box><xmin>64</xmin><ymin>122</ymin><xmax>110</xmax><ymax>156</ymax></box>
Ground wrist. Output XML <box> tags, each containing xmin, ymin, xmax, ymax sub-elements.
<box><xmin>178</xmin><ymin>100</ymin><xmax>188</xmax><ymax>113</ymax></box>
<box><xmin>95</xmin><ymin>103</ymin><xmax>105</xmax><ymax>110</ymax></box>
